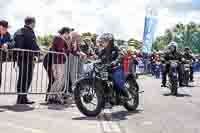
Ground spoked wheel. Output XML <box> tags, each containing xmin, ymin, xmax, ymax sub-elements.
<box><xmin>74</xmin><ymin>79</ymin><xmax>105</xmax><ymax>117</ymax></box>
<box><xmin>123</xmin><ymin>78</ymin><xmax>139</xmax><ymax>111</ymax></box>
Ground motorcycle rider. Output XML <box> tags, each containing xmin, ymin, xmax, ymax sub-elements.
<box><xmin>161</xmin><ymin>41</ymin><xmax>184</xmax><ymax>87</ymax></box>
<box><xmin>98</xmin><ymin>33</ymin><xmax>130</xmax><ymax>107</ymax></box>
<box><xmin>182</xmin><ymin>47</ymin><xmax>195</xmax><ymax>82</ymax></box>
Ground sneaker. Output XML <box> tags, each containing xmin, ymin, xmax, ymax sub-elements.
<box><xmin>23</xmin><ymin>97</ymin><xmax>35</xmax><ymax>104</ymax></box>
<box><xmin>179</xmin><ymin>84</ymin><xmax>185</xmax><ymax>87</ymax></box>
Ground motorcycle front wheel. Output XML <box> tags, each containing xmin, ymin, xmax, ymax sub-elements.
<box><xmin>169</xmin><ymin>76</ymin><xmax>178</xmax><ymax>95</ymax></box>
<box><xmin>74</xmin><ymin>79</ymin><xmax>105</xmax><ymax>117</ymax></box>
<box><xmin>123</xmin><ymin>78</ymin><xmax>139</xmax><ymax>111</ymax></box>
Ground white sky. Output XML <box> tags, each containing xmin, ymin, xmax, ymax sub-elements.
<box><xmin>0</xmin><ymin>0</ymin><xmax>200</xmax><ymax>40</ymax></box>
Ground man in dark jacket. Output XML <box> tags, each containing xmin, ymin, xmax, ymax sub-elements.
<box><xmin>0</xmin><ymin>20</ymin><xmax>14</xmax><ymax>87</ymax></box>
<box><xmin>161</xmin><ymin>42</ymin><xmax>183</xmax><ymax>87</ymax></box>
<box><xmin>182</xmin><ymin>47</ymin><xmax>195</xmax><ymax>82</ymax></box>
<box><xmin>14</xmin><ymin>17</ymin><xmax>40</xmax><ymax>104</ymax></box>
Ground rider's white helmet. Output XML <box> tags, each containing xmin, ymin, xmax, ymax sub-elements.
<box><xmin>168</xmin><ymin>41</ymin><xmax>178</xmax><ymax>48</ymax></box>
<box><xmin>99</xmin><ymin>33</ymin><xmax>114</xmax><ymax>42</ymax></box>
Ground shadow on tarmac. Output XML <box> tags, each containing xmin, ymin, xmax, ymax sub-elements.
<box><xmin>109</xmin><ymin>109</ymin><xmax>143</xmax><ymax>121</ymax></box>
<box><xmin>72</xmin><ymin>109</ymin><xmax>143</xmax><ymax>121</ymax></box>
<box><xmin>0</xmin><ymin>104</ymin><xmax>34</xmax><ymax>112</ymax></box>
<box><xmin>163</xmin><ymin>93</ymin><xmax>192</xmax><ymax>97</ymax></box>
<box><xmin>39</xmin><ymin>102</ymin><xmax>75</xmax><ymax>111</ymax></box>
<box><xmin>72</xmin><ymin>116</ymin><xmax>99</xmax><ymax>121</ymax></box>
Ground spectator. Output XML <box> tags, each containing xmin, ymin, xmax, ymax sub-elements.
<box><xmin>46</xmin><ymin>27</ymin><xmax>72</xmax><ymax>103</ymax></box>
<box><xmin>127</xmin><ymin>49</ymin><xmax>138</xmax><ymax>74</ymax></box>
<box><xmin>0</xmin><ymin>20</ymin><xmax>13</xmax><ymax>87</ymax></box>
<box><xmin>80</xmin><ymin>37</ymin><xmax>95</xmax><ymax>58</ymax></box>
<box><xmin>14</xmin><ymin>16</ymin><xmax>40</xmax><ymax>104</ymax></box>
<box><xmin>68</xmin><ymin>32</ymin><xmax>86</xmax><ymax>93</ymax></box>
<box><xmin>94</xmin><ymin>36</ymin><xmax>104</xmax><ymax>55</ymax></box>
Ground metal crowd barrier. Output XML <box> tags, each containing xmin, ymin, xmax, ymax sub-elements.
<box><xmin>0</xmin><ymin>48</ymin><xmax>71</xmax><ymax>96</ymax></box>
<box><xmin>0</xmin><ymin>47</ymin><xmax>163</xmax><ymax>97</ymax></box>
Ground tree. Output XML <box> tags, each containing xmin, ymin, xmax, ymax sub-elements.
<box><xmin>81</xmin><ymin>32</ymin><xmax>92</xmax><ymax>40</ymax></box>
<box><xmin>153</xmin><ymin>22</ymin><xmax>200</xmax><ymax>53</ymax></box>
<box><xmin>128</xmin><ymin>38</ymin><xmax>142</xmax><ymax>49</ymax></box>
<box><xmin>164</xmin><ymin>29</ymin><xmax>173</xmax><ymax>44</ymax></box>
<box><xmin>37</xmin><ymin>35</ymin><xmax>53</xmax><ymax>47</ymax></box>
<box><xmin>152</xmin><ymin>36</ymin><xmax>168</xmax><ymax>51</ymax></box>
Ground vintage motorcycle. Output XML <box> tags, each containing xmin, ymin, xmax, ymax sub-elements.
<box><xmin>167</xmin><ymin>60</ymin><xmax>179</xmax><ymax>95</ymax></box>
<box><xmin>182</xmin><ymin>59</ymin><xmax>192</xmax><ymax>86</ymax></box>
<box><xmin>73</xmin><ymin>59</ymin><xmax>141</xmax><ymax>117</ymax></box>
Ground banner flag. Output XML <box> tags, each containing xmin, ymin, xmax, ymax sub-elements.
<box><xmin>142</xmin><ymin>16</ymin><xmax>157</xmax><ymax>53</ymax></box>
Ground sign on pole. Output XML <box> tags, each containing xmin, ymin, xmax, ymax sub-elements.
<box><xmin>142</xmin><ymin>15</ymin><xmax>157</xmax><ymax>54</ymax></box>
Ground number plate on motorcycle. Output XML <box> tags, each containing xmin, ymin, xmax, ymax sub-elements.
<box><xmin>184</xmin><ymin>64</ymin><xmax>190</xmax><ymax>67</ymax></box>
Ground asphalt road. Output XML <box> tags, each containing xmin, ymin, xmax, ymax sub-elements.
<box><xmin>0</xmin><ymin>73</ymin><xmax>199</xmax><ymax>133</ymax></box>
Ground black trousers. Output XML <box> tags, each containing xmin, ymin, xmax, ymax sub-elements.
<box><xmin>43</xmin><ymin>63</ymin><xmax>55</xmax><ymax>100</ymax></box>
<box><xmin>190</xmin><ymin>66</ymin><xmax>194</xmax><ymax>81</ymax></box>
<box><xmin>17</xmin><ymin>62</ymin><xmax>34</xmax><ymax>95</ymax></box>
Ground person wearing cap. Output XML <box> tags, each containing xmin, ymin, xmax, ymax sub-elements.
<box><xmin>14</xmin><ymin>16</ymin><xmax>40</xmax><ymax>104</ymax></box>
<box><xmin>0</xmin><ymin>20</ymin><xmax>13</xmax><ymax>49</ymax></box>
<box><xmin>44</xmin><ymin>27</ymin><xmax>72</xmax><ymax>103</ymax></box>
<box><xmin>0</xmin><ymin>20</ymin><xmax>14</xmax><ymax>88</ymax></box>
<box><xmin>161</xmin><ymin>41</ymin><xmax>183</xmax><ymax>87</ymax></box>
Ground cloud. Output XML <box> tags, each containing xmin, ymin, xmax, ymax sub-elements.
<box><xmin>0</xmin><ymin>0</ymin><xmax>146</xmax><ymax>40</ymax></box>
<box><xmin>147</xmin><ymin>0</ymin><xmax>200</xmax><ymax>37</ymax></box>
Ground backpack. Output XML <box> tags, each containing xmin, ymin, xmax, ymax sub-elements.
<box><xmin>13</xmin><ymin>28</ymin><xmax>25</xmax><ymax>49</ymax></box>
<box><xmin>12</xmin><ymin>28</ymin><xmax>25</xmax><ymax>63</ymax></box>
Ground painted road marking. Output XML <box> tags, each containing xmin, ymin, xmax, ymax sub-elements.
<box><xmin>101</xmin><ymin>121</ymin><xmax>112</xmax><ymax>133</ymax></box>
<box><xmin>142</xmin><ymin>121</ymin><xmax>153</xmax><ymax>126</ymax></box>
<box><xmin>99</xmin><ymin>109</ymin><xmax>121</xmax><ymax>133</ymax></box>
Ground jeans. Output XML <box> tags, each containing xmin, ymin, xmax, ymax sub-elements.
<box><xmin>112</xmin><ymin>67</ymin><xmax>125</xmax><ymax>92</ymax></box>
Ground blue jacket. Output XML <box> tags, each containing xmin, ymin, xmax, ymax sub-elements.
<box><xmin>0</xmin><ymin>32</ymin><xmax>14</xmax><ymax>49</ymax></box>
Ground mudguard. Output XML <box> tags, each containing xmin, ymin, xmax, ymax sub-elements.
<box><xmin>72</xmin><ymin>76</ymin><xmax>105</xmax><ymax>92</ymax></box>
